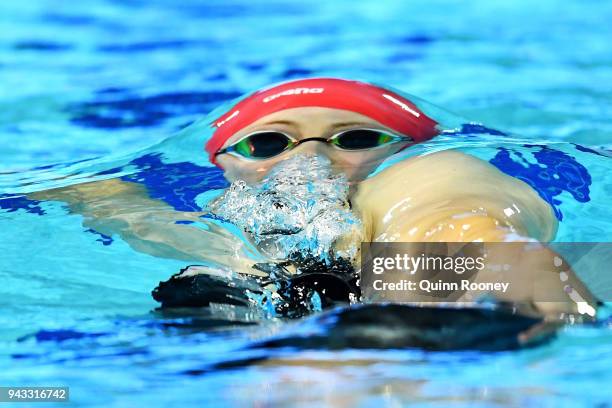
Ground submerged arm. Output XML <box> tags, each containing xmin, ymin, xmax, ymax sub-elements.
<box><xmin>29</xmin><ymin>179</ymin><xmax>262</xmax><ymax>274</ymax></box>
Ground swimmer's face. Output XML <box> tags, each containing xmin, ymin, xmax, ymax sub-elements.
<box><xmin>216</xmin><ymin>107</ymin><xmax>412</xmax><ymax>184</ymax></box>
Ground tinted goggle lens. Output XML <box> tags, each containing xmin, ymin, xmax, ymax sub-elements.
<box><xmin>232</xmin><ymin>132</ymin><xmax>294</xmax><ymax>159</ymax></box>
<box><xmin>222</xmin><ymin>129</ymin><xmax>405</xmax><ymax>159</ymax></box>
<box><xmin>331</xmin><ymin>129</ymin><xmax>398</xmax><ymax>150</ymax></box>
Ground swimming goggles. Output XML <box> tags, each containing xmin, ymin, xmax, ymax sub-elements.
<box><xmin>214</xmin><ymin>128</ymin><xmax>412</xmax><ymax>160</ymax></box>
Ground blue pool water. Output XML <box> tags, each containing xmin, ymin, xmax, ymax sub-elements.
<box><xmin>1</xmin><ymin>0</ymin><xmax>612</xmax><ymax>406</ymax></box>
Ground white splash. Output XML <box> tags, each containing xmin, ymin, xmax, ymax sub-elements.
<box><xmin>207</xmin><ymin>154</ymin><xmax>363</xmax><ymax>264</ymax></box>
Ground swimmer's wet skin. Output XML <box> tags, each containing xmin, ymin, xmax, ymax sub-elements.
<box><xmin>30</xmin><ymin>77</ymin><xmax>600</xmax><ymax>350</ymax></box>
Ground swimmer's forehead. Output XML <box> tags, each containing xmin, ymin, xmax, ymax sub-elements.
<box><xmin>222</xmin><ymin>107</ymin><xmax>396</xmax><ymax>147</ymax></box>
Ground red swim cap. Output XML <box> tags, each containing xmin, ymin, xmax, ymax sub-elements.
<box><xmin>205</xmin><ymin>78</ymin><xmax>438</xmax><ymax>165</ymax></box>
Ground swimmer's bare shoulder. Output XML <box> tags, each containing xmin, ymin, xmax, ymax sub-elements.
<box><xmin>354</xmin><ymin>150</ymin><xmax>556</xmax><ymax>242</ymax></box>
<box><xmin>353</xmin><ymin>150</ymin><xmax>598</xmax><ymax>319</ymax></box>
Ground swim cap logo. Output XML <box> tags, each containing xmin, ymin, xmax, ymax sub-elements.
<box><xmin>215</xmin><ymin>110</ymin><xmax>240</xmax><ymax>128</ymax></box>
<box><xmin>262</xmin><ymin>87</ymin><xmax>324</xmax><ymax>103</ymax></box>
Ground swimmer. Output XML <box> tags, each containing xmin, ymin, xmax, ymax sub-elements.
<box><xmin>31</xmin><ymin>78</ymin><xmax>598</xmax><ymax>322</ymax></box>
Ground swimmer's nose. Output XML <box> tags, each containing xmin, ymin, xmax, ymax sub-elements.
<box><xmin>289</xmin><ymin>138</ymin><xmax>332</xmax><ymax>158</ymax></box>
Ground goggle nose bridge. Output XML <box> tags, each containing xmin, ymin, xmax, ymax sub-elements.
<box><xmin>292</xmin><ymin>136</ymin><xmax>330</xmax><ymax>146</ymax></box>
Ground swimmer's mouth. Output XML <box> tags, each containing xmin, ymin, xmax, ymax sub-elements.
<box><xmin>259</xmin><ymin>227</ymin><xmax>302</xmax><ymax>236</ymax></box>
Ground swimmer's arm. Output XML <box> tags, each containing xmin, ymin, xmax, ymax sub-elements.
<box><xmin>368</xmin><ymin>205</ymin><xmax>598</xmax><ymax>319</ymax></box>
<box><xmin>29</xmin><ymin>180</ymin><xmax>263</xmax><ymax>275</ymax></box>
<box><xmin>29</xmin><ymin>179</ymin><xmax>204</xmax><ymax>258</ymax></box>
<box><xmin>354</xmin><ymin>150</ymin><xmax>598</xmax><ymax>319</ymax></box>
<box><xmin>30</xmin><ymin>178</ymin><xmax>170</xmax><ymax>216</ymax></box>
<box><xmin>29</xmin><ymin>178</ymin><xmax>188</xmax><ymax>227</ymax></box>
<box><xmin>375</xmin><ymin>209</ymin><xmax>597</xmax><ymax>320</ymax></box>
